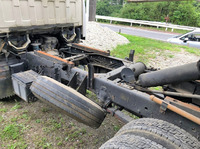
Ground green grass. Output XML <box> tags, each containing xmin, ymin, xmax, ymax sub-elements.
<box><xmin>6</xmin><ymin>142</ymin><xmax>27</xmax><ymax>149</ymax></box>
<box><xmin>11</xmin><ymin>103</ymin><xmax>22</xmax><ymax>110</ymax></box>
<box><xmin>35</xmin><ymin>137</ymin><xmax>52</xmax><ymax>149</ymax></box>
<box><xmin>0</xmin><ymin>108</ymin><xmax>7</xmax><ymax>112</ymax></box>
<box><xmin>0</xmin><ymin>116</ymin><xmax>3</xmax><ymax>122</ymax></box>
<box><xmin>11</xmin><ymin>116</ymin><xmax>18</xmax><ymax>122</ymax></box>
<box><xmin>149</xmin><ymin>86</ymin><xmax>163</xmax><ymax>91</ymax></box>
<box><xmin>1</xmin><ymin>123</ymin><xmax>22</xmax><ymax>140</ymax></box>
<box><xmin>0</xmin><ymin>106</ymin><xmax>29</xmax><ymax>149</ymax></box>
<box><xmin>67</xmin><ymin>128</ymin><xmax>87</xmax><ymax>141</ymax></box>
<box><xmin>86</xmin><ymin>90</ymin><xmax>99</xmax><ymax>103</ymax></box>
<box><xmin>36</xmin><ymin>119</ymin><xmax>41</xmax><ymax>123</ymax></box>
<box><xmin>113</xmin><ymin>125</ymin><xmax>120</xmax><ymax>131</ymax></box>
<box><xmin>111</xmin><ymin>34</ymin><xmax>200</xmax><ymax>63</ymax></box>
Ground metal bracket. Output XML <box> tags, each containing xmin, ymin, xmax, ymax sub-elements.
<box><xmin>77</xmin><ymin>76</ymin><xmax>87</xmax><ymax>95</ymax></box>
<box><xmin>87</xmin><ymin>63</ymin><xmax>94</xmax><ymax>89</ymax></box>
<box><xmin>106</xmin><ymin>108</ymin><xmax>133</xmax><ymax>124</ymax></box>
<box><xmin>68</xmin><ymin>72</ymin><xmax>78</xmax><ymax>89</ymax></box>
<box><xmin>160</xmin><ymin>100</ymin><xmax>170</xmax><ymax>113</ymax></box>
<box><xmin>129</xmin><ymin>50</ymin><xmax>135</xmax><ymax>62</ymax></box>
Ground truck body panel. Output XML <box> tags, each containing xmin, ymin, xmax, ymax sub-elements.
<box><xmin>0</xmin><ymin>0</ymin><xmax>83</xmax><ymax>33</ymax></box>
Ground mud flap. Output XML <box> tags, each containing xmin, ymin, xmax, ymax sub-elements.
<box><xmin>0</xmin><ymin>58</ymin><xmax>20</xmax><ymax>99</ymax></box>
<box><xmin>0</xmin><ymin>78</ymin><xmax>14</xmax><ymax>99</ymax></box>
<box><xmin>30</xmin><ymin>76</ymin><xmax>105</xmax><ymax>128</ymax></box>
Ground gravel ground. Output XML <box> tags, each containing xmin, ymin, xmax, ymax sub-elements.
<box><xmin>81</xmin><ymin>22</ymin><xmax>129</xmax><ymax>51</ymax></box>
<box><xmin>147</xmin><ymin>49</ymin><xmax>199</xmax><ymax>69</ymax></box>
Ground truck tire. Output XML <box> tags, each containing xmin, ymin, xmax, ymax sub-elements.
<box><xmin>100</xmin><ymin>134</ymin><xmax>166</xmax><ymax>149</ymax></box>
<box><xmin>30</xmin><ymin>76</ymin><xmax>105</xmax><ymax>128</ymax></box>
<box><xmin>116</xmin><ymin>118</ymin><xmax>200</xmax><ymax>149</ymax></box>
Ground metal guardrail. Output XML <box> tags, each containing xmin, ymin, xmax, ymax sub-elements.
<box><xmin>96</xmin><ymin>15</ymin><xmax>200</xmax><ymax>32</ymax></box>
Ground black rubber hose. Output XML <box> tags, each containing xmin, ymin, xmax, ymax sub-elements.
<box><xmin>137</xmin><ymin>60</ymin><xmax>200</xmax><ymax>87</ymax></box>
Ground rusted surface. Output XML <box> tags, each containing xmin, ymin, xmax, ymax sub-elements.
<box><xmin>36</xmin><ymin>51</ymin><xmax>74</xmax><ymax>65</ymax></box>
<box><xmin>0</xmin><ymin>76</ymin><xmax>6</xmax><ymax>79</ymax></box>
<box><xmin>71</xmin><ymin>43</ymin><xmax>110</xmax><ymax>56</ymax></box>
<box><xmin>150</xmin><ymin>95</ymin><xmax>200</xmax><ymax>125</ymax></box>
<box><xmin>165</xmin><ymin>96</ymin><xmax>200</xmax><ymax>112</ymax></box>
<box><xmin>0</xmin><ymin>41</ymin><xmax>5</xmax><ymax>52</ymax></box>
<box><xmin>106</xmin><ymin>108</ymin><xmax>133</xmax><ymax>124</ymax></box>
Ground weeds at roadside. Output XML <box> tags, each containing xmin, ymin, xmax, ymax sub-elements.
<box><xmin>86</xmin><ymin>90</ymin><xmax>99</xmax><ymax>103</ymax></box>
<box><xmin>42</xmin><ymin>127</ymin><xmax>52</xmax><ymax>133</ymax></box>
<box><xmin>70</xmin><ymin>146</ymin><xmax>75</xmax><ymax>149</ymax></box>
<box><xmin>168</xmin><ymin>54</ymin><xmax>174</xmax><ymax>58</ymax></box>
<box><xmin>186</xmin><ymin>48</ymin><xmax>200</xmax><ymax>56</ymax></box>
<box><xmin>6</xmin><ymin>141</ymin><xmax>27</xmax><ymax>149</ymax></box>
<box><xmin>35</xmin><ymin>137</ymin><xmax>52</xmax><ymax>149</ymax></box>
<box><xmin>0</xmin><ymin>122</ymin><xmax>28</xmax><ymax>149</ymax></box>
<box><xmin>11</xmin><ymin>116</ymin><xmax>19</xmax><ymax>122</ymax></box>
<box><xmin>11</xmin><ymin>103</ymin><xmax>22</xmax><ymax>110</ymax></box>
<box><xmin>122</xmin><ymin>110</ymin><xmax>139</xmax><ymax>119</ymax></box>
<box><xmin>66</xmin><ymin>128</ymin><xmax>87</xmax><ymax>141</ymax></box>
<box><xmin>22</xmin><ymin>109</ymin><xmax>28</xmax><ymax>114</ymax></box>
<box><xmin>0</xmin><ymin>116</ymin><xmax>3</xmax><ymax>122</ymax></box>
<box><xmin>42</xmin><ymin>107</ymin><xmax>49</xmax><ymax>113</ymax></box>
<box><xmin>0</xmin><ymin>108</ymin><xmax>7</xmax><ymax>112</ymax></box>
<box><xmin>57</xmin><ymin>141</ymin><xmax>63</xmax><ymax>146</ymax></box>
<box><xmin>113</xmin><ymin>125</ymin><xmax>120</xmax><ymax>131</ymax></box>
<box><xmin>49</xmin><ymin>119</ymin><xmax>62</xmax><ymax>130</ymax></box>
<box><xmin>112</xmin><ymin>34</ymin><xmax>200</xmax><ymax>64</ymax></box>
<box><xmin>21</xmin><ymin>114</ymin><xmax>29</xmax><ymax>120</ymax></box>
<box><xmin>94</xmin><ymin>138</ymin><xmax>99</xmax><ymax>145</ymax></box>
<box><xmin>1</xmin><ymin>123</ymin><xmax>22</xmax><ymax>140</ymax></box>
<box><xmin>69</xmin><ymin>122</ymin><xmax>76</xmax><ymax>127</ymax></box>
<box><xmin>36</xmin><ymin>119</ymin><xmax>41</xmax><ymax>123</ymax></box>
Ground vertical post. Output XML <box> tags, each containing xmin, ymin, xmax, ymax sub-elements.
<box><xmin>86</xmin><ymin>0</ymin><xmax>90</xmax><ymax>22</ymax></box>
<box><xmin>88</xmin><ymin>63</ymin><xmax>94</xmax><ymax>89</ymax></box>
<box><xmin>89</xmin><ymin>0</ymin><xmax>97</xmax><ymax>21</ymax></box>
<box><xmin>82</xmin><ymin>0</ymin><xmax>86</xmax><ymax>38</ymax></box>
<box><xmin>129</xmin><ymin>50</ymin><xmax>135</xmax><ymax>62</ymax></box>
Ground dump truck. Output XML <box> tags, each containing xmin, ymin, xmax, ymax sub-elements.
<box><xmin>0</xmin><ymin>0</ymin><xmax>199</xmax><ymax>148</ymax></box>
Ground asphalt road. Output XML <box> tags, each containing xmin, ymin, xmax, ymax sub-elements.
<box><xmin>100</xmin><ymin>23</ymin><xmax>178</xmax><ymax>41</ymax></box>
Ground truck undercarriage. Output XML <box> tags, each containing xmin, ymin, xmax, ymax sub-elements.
<box><xmin>0</xmin><ymin>28</ymin><xmax>199</xmax><ymax>142</ymax></box>
<box><xmin>0</xmin><ymin>21</ymin><xmax>199</xmax><ymax>149</ymax></box>
<box><xmin>1</xmin><ymin>0</ymin><xmax>199</xmax><ymax>147</ymax></box>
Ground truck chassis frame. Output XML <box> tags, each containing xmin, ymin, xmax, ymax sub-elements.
<box><xmin>8</xmin><ymin>43</ymin><xmax>199</xmax><ymax>140</ymax></box>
